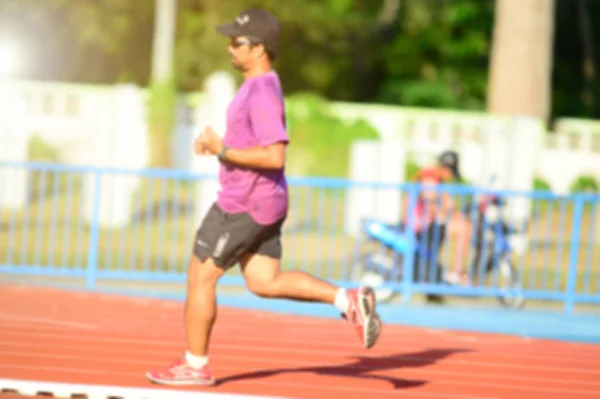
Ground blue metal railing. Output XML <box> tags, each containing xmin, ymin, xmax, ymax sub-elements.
<box><xmin>0</xmin><ymin>161</ymin><xmax>598</xmax><ymax>313</ymax></box>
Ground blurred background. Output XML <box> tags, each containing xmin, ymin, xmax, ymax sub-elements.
<box><xmin>1</xmin><ymin>0</ymin><xmax>599</xmax><ymax>177</ymax></box>
<box><xmin>0</xmin><ymin>0</ymin><xmax>598</xmax><ymax>315</ymax></box>
<box><xmin>2</xmin><ymin>0</ymin><xmax>598</xmax><ymax>115</ymax></box>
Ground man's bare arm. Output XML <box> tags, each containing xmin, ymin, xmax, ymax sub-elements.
<box><xmin>221</xmin><ymin>142</ymin><xmax>286</xmax><ymax>170</ymax></box>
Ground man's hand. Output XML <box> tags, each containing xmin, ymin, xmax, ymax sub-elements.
<box><xmin>193</xmin><ymin>138</ymin><xmax>211</xmax><ymax>155</ymax></box>
<box><xmin>194</xmin><ymin>127</ymin><xmax>223</xmax><ymax>156</ymax></box>
<box><xmin>194</xmin><ymin>126</ymin><xmax>287</xmax><ymax>169</ymax></box>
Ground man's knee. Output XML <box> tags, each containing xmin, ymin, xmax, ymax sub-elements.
<box><xmin>244</xmin><ymin>268</ymin><xmax>279</xmax><ymax>298</ymax></box>
<box><xmin>240</xmin><ymin>253</ymin><xmax>280</xmax><ymax>298</ymax></box>
<box><xmin>245</xmin><ymin>276</ymin><xmax>278</xmax><ymax>298</ymax></box>
<box><xmin>187</xmin><ymin>255</ymin><xmax>226</xmax><ymax>289</ymax></box>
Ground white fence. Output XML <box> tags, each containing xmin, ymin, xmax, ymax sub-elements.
<box><xmin>329</xmin><ymin>102</ymin><xmax>600</xmax><ymax>192</ymax></box>
<box><xmin>5</xmin><ymin>76</ymin><xmax>597</xmax><ymax>192</ymax></box>
<box><xmin>1</xmin><ymin>74</ymin><xmax>599</xmax><ymax>231</ymax></box>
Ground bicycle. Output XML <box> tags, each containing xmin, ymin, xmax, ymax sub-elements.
<box><xmin>349</xmin><ymin>182</ymin><xmax>527</xmax><ymax>309</ymax></box>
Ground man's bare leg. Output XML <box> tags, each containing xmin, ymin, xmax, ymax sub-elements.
<box><xmin>185</xmin><ymin>255</ymin><xmax>225</xmax><ymax>357</ymax></box>
<box><xmin>239</xmin><ymin>253</ymin><xmax>337</xmax><ymax>303</ymax></box>
<box><xmin>147</xmin><ymin>249</ymin><xmax>383</xmax><ymax>387</ymax></box>
<box><xmin>146</xmin><ymin>254</ymin><xmax>224</xmax><ymax>386</ymax></box>
<box><xmin>239</xmin><ymin>253</ymin><xmax>382</xmax><ymax>348</ymax></box>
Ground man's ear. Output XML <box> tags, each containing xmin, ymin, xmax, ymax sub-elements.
<box><xmin>253</xmin><ymin>43</ymin><xmax>267</xmax><ymax>58</ymax></box>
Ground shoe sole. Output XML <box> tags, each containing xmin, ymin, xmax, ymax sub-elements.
<box><xmin>358</xmin><ymin>286</ymin><xmax>382</xmax><ymax>349</ymax></box>
<box><xmin>146</xmin><ymin>373</ymin><xmax>216</xmax><ymax>386</ymax></box>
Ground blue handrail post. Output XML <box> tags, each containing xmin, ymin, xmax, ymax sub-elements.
<box><xmin>401</xmin><ymin>184</ymin><xmax>419</xmax><ymax>304</ymax></box>
<box><xmin>564</xmin><ymin>195</ymin><xmax>585</xmax><ymax>314</ymax></box>
<box><xmin>86</xmin><ymin>169</ymin><xmax>102</xmax><ymax>290</ymax></box>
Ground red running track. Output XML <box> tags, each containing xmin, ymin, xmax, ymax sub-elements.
<box><xmin>0</xmin><ymin>283</ymin><xmax>599</xmax><ymax>399</ymax></box>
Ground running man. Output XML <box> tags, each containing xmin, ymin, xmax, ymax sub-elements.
<box><xmin>146</xmin><ymin>8</ymin><xmax>382</xmax><ymax>386</ymax></box>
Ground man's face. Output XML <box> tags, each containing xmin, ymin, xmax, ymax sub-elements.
<box><xmin>438</xmin><ymin>166</ymin><xmax>453</xmax><ymax>181</ymax></box>
<box><xmin>420</xmin><ymin>177</ymin><xmax>439</xmax><ymax>201</ymax></box>
<box><xmin>228</xmin><ymin>36</ymin><xmax>259</xmax><ymax>71</ymax></box>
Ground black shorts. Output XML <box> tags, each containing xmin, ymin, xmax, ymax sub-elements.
<box><xmin>192</xmin><ymin>202</ymin><xmax>285</xmax><ymax>270</ymax></box>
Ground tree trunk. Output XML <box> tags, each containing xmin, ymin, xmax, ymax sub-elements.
<box><xmin>486</xmin><ymin>0</ymin><xmax>556</xmax><ymax>121</ymax></box>
<box><xmin>151</xmin><ymin>0</ymin><xmax>177</xmax><ymax>82</ymax></box>
<box><xmin>148</xmin><ymin>0</ymin><xmax>177</xmax><ymax>168</ymax></box>
<box><xmin>576</xmin><ymin>0</ymin><xmax>596</xmax><ymax>110</ymax></box>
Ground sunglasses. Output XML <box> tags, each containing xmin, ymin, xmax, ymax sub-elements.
<box><xmin>229</xmin><ymin>37</ymin><xmax>260</xmax><ymax>49</ymax></box>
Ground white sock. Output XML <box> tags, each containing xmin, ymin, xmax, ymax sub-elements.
<box><xmin>185</xmin><ymin>351</ymin><xmax>209</xmax><ymax>368</ymax></box>
<box><xmin>334</xmin><ymin>288</ymin><xmax>349</xmax><ymax>314</ymax></box>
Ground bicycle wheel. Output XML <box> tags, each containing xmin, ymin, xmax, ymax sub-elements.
<box><xmin>492</xmin><ymin>258</ymin><xmax>525</xmax><ymax>309</ymax></box>
<box><xmin>350</xmin><ymin>251</ymin><xmax>400</xmax><ymax>303</ymax></box>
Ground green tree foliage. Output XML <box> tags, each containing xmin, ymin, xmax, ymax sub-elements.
<box><xmin>533</xmin><ymin>176</ymin><xmax>552</xmax><ymax>192</ymax></box>
<box><xmin>553</xmin><ymin>0</ymin><xmax>600</xmax><ymax>119</ymax></box>
<box><xmin>378</xmin><ymin>0</ymin><xmax>495</xmax><ymax>109</ymax></box>
<box><xmin>174</xmin><ymin>0</ymin><xmax>382</xmax><ymax>96</ymax></box>
<box><xmin>570</xmin><ymin>175</ymin><xmax>599</xmax><ymax>193</ymax></box>
<box><xmin>1</xmin><ymin>0</ymin><xmax>598</xmax><ymax>118</ymax></box>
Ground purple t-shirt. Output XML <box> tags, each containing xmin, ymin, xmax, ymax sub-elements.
<box><xmin>216</xmin><ymin>70</ymin><xmax>289</xmax><ymax>225</ymax></box>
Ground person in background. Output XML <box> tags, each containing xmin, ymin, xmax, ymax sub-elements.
<box><xmin>400</xmin><ymin>168</ymin><xmax>453</xmax><ymax>303</ymax></box>
<box><xmin>412</xmin><ymin>151</ymin><xmax>473</xmax><ymax>285</ymax></box>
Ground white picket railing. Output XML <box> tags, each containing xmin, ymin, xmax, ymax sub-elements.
<box><xmin>1</xmin><ymin>75</ymin><xmax>599</xmax><ymax>231</ymax></box>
